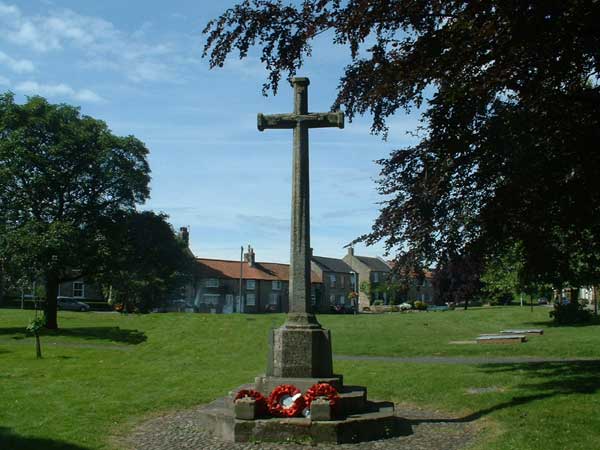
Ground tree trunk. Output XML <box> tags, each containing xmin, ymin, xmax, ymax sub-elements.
<box><xmin>44</xmin><ymin>272</ymin><xmax>59</xmax><ymax>330</ymax></box>
<box><xmin>35</xmin><ymin>332</ymin><xmax>42</xmax><ymax>359</ymax></box>
<box><xmin>571</xmin><ymin>288</ymin><xmax>579</xmax><ymax>304</ymax></box>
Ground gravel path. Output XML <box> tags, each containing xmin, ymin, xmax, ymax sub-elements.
<box><xmin>119</xmin><ymin>404</ymin><xmax>480</xmax><ymax>450</ymax></box>
<box><xmin>334</xmin><ymin>354</ymin><xmax>600</xmax><ymax>365</ymax></box>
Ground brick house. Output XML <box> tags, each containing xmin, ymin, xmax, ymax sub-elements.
<box><xmin>310</xmin><ymin>255</ymin><xmax>357</xmax><ymax>313</ymax></box>
<box><xmin>192</xmin><ymin>246</ymin><xmax>322</xmax><ymax>314</ymax></box>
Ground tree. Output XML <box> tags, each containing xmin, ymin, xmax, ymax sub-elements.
<box><xmin>432</xmin><ymin>250</ymin><xmax>483</xmax><ymax>309</ymax></box>
<box><xmin>480</xmin><ymin>243</ymin><xmax>525</xmax><ymax>305</ymax></box>
<box><xmin>96</xmin><ymin>211</ymin><xmax>195</xmax><ymax>313</ymax></box>
<box><xmin>0</xmin><ymin>93</ymin><xmax>150</xmax><ymax>329</ymax></box>
<box><xmin>203</xmin><ymin>1</ymin><xmax>600</xmax><ymax>286</ymax></box>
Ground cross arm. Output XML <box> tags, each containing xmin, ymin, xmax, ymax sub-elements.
<box><xmin>257</xmin><ymin>111</ymin><xmax>344</xmax><ymax>131</ymax></box>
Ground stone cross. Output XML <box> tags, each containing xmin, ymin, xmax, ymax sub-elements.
<box><xmin>258</xmin><ymin>77</ymin><xmax>344</xmax><ymax>327</ymax></box>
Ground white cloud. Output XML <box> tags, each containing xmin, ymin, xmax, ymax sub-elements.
<box><xmin>0</xmin><ymin>50</ymin><xmax>34</xmax><ymax>73</ymax></box>
<box><xmin>15</xmin><ymin>80</ymin><xmax>104</xmax><ymax>103</ymax></box>
<box><xmin>0</xmin><ymin>1</ymin><xmax>186</xmax><ymax>83</ymax></box>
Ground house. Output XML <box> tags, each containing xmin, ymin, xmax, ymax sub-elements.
<box><xmin>58</xmin><ymin>277</ymin><xmax>105</xmax><ymax>308</ymax></box>
<box><xmin>342</xmin><ymin>247</ymin><xmax>392</xmax><ymax>310</ymax></box>
<box><xmin>341</xmin><ymin>247</ymin><xmax>436</xmax><ymax>309</ymax></box>
<box><xmin>191</xmin><ymin>246</ymin><xmax>322</xmax><ymax>314</ymax></box>
<box><xmin>310</xmin><ymin>254</ymin><xmax>357</xmax><ymax>313</ymax></box>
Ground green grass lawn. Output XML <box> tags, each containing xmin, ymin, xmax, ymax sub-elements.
<box><xmin>1</xmin><ymin>306</ymin><xmax>599</xmax><ymax>450</ymax></box>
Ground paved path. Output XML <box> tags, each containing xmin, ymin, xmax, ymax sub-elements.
<box><xmin>118</xmin><ymin>403</ymin><xmax>479</xmax><ymax>450</ymax></box>
<box><xmin>334</xmin><ymin>354</ymin><xmax>600</xmax><ymax>365</ymax></box>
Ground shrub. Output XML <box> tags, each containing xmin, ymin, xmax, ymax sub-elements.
<box><xmin>549</xmin><ymin>301</ymin><xmax>592</xmax><ymax>325</ymax></box>
<box><xmin>414</xmin><ymin>301</ymin><xmax>428</xmax><ymax>310</ymax></box>
<box><xmin>372</xmin><ymin>300</ymin><xmax>384</xmax><ymax>306</ymax></box>
<box><xmin>399</xmin><ymin>302</ymin><xmax>412</xmax><ymax>311</ymax></box>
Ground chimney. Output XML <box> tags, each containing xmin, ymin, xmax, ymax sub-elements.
<box><xmin>347</xmin><ymin>246</ymin><xmax>354</xmax><ymax>257</ymax></box>
<box><xmin>244</xmin><ymin>244</ymin><xmax>256</xmax><ymax>267</ymax></box>
<box><xmin>179</xmin><ymin>227</ymin><xmax>189</xmax><ymax>246</ymax></box>
<box><xmin>309</xmin><ymin>247</ymin><xmax>313</xmax><ymax>259</ymax></box>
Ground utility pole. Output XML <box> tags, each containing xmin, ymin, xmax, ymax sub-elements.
<box><xmin>238</xmin><ymin>246</ymin><xmax>243</xmax><ymax>313</ymax></box>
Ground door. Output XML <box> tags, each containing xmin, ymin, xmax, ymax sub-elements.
<box><xmin>223</xmin><ymin>294</ymin><xmax>234</xmax><ymax>314</ymax></box>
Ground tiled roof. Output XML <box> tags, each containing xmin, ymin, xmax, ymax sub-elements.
<box><xmin>355</xmin><ymin>256</ymin><xmax>392</xmax><ymax>272</ymax></box>
<box><xmin>196</xmin><ymin>258</ymin><xmax>322</xmax><ymax>283</ymax></box>
<box><xmin>312</xmin><ymin>256</ymin><xmax>354</xmax><ymax>273</ymax></box>
<box><xmin>386</xmin><ymin>261</ymin><xmax>434</xmax><ymax>279</ymax></box>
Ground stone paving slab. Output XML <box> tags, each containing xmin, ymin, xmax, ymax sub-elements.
<box><xmin>476</xmin><ymin>335</ymin><xmax>527</xmax><ymax>344</ymax></box>
<box><xmin>500</xmin><ymin>329</ymin><xmax>544</xmax><ymax>335</ymax></box>
<box><xmin>118</xmin><ymin>403</ymin><xmax>480</xmax><ymax>450</ymax></box>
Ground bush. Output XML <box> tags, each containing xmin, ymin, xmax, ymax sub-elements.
<box><xmin>549</xmin><ymin>301</ymin><xmax>592</xmax><ymax>325</ymax></box>
<box><xmin>413</xmin><ymin>301</ymin><xmax>428</xmax><ymax>310</ymax></box>
<box><xmin>372</xmin><ymin>300</ymin><xmax>384</xmax><ymax>306</ymax></box>
<box><xmin>399</xmin><ymin>302</ymin><xmax>412</xmax><ymax>311</ymax></box>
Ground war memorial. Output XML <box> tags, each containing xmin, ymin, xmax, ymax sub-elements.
<box><xmin>194</xmin><ymin>77</ymin><xmax>408</xmax><ymax>444</ymax></box>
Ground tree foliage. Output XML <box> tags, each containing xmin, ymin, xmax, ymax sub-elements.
<box><xmin>431</xmin><ymin>250</ymin><xmax>483</xmax><ymax>308</ymax></box>
<box><xmin>96</xmin><ymin>211</ymin><xmax>195</xmax><ymax>313</ymax></box>
<box><xmin>203</xmin><ymin>1</ymin><xmax>600</xmax><ymax>286</ymax></box>
<box><xmin>0</xmin><ymin>93</ymin><xmax>151</xmax><ymax>328</ymax></box>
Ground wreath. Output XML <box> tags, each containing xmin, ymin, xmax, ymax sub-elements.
<box><xmin>267</xmin><ymin>384</ymin><xmax>305</xmax><ymax>417</ymax></box>
<box><xmin>234</xmin><ymin>389</ymin><xmax>268</xmax><ymax>416</ymax></box>
<box><xmin>303</xmin><ymin>383</ymin><xmax>340</xmax><ymax>416</ymax></box>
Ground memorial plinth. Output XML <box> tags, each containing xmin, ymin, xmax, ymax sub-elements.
<box><xmin>197</xmin><ymin>77</ymin><xmax>409</xmax><ymax>444</ymax></box>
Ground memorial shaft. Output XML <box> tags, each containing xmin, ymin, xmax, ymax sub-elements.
<box><xmin>290</xmin><ymin>79</ymin><xmax>311</xmax><ymax>317</ymax></box>
<box><xmin>257</xmin><ymin>77</ymin><xmax>343</xmax><ymax>378</ymax></box>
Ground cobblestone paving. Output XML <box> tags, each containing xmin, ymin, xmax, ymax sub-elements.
<box><xmin>119</xmin><ymin>404</ymin><xmax>480</xmax><ymax>450</ymax></box>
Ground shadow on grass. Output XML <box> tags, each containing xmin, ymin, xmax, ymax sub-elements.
<box><xmin>410</xmin><ymin>360</ymin><xmax>600</xmax><ymax>425</ymax></box>
<box><xmin>0</xmin><ymin>427</ymin><xmax>90</xmax><ymax>450</ymax></box>
<box><xmin>0</xmin><ymin>326</ymin><xmax>147</xmax><ymax>345</ymax></box>
<box><xmin>524</xmin><ymin>318</ymin><xmax>600</xmax><ymax>328</ymax></box>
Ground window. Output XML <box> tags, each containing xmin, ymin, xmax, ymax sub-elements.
<box><xmin>372</xmin><ymin>272</ymin><xmax>380</xmax><ymax>283</ymax></box>
<box><xmin>246</xmin><ymin>279</ymin><xmax>256</xmax><ymax>290</ymax></box>
<box><xmin>73</xmin><ymin>282</ymin><xmax>84</xmax><ymax>298</ymax></box>
<box><xmin>329</xmin><ymin>294</ymin><xmax>336</xmax><ymax>305</ymax></box>
<box><xmin>272</xmin><ymin>280</ymin><xmax>282</xmax><ymax>291</ymax></box>
<box><xmin>246</xmin><ymin>293</ymin><xmax>256</xmax><ymax>306</ymax></box>
<box><xmin>269</xmin><ymin>293</ymin><xmax>279</xmax><ymax>305</ymax></box>
<box><xmin>351</xmin><ymin>273</ymin><xmax>357</xmax><ymax>290</ymax></box>
<box><xmin>205</xmin><ymin>278</ymin><xmax>219</xmax><ymax>288</ymax></box>
<box><xmin>340</xmin><ymin>276</ymin><xmax>345</xmax><ymax>288</ymax></box>
<box><xmin>202</xmin><ymin>294</ymin><xmax>220</xmax><ymax>305</ymax></box>
<box><xmin>339</xmin><ymin>295</ymin><xmax>346</xmax><ymax>305</ymax></box>
<box><xmin>329</xmin><ymin>274</ymin><xmax>336</xmax><ymax>288</ymax></box>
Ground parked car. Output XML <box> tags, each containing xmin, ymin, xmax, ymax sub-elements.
<box><xmin>537</xmin><ymin>297</ymin><xmax>549</xmax><ymax>305</ymax></box>
<box><xmin>57</xmin><ymin>298</ymin><xmax>91</xmax><ymax>312</ymax></box>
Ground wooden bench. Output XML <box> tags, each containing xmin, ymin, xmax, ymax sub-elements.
<box><xmin>477</xmin><ymin>334</ymin><xmax>527</xmax><ymax>344</ymax></box>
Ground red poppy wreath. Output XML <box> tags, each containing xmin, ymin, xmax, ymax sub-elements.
<box><xmin>267</xmin><ymin>384</ymin><xmax>305</xmax><ymax>417</ymax></box>
<box><xmin>303</xmin><ymin>383</ymin><xmax>340</xmax><ymax>416</ymax></box>
<box><xmin>234</xmin><ymin>389</ymin><xmax>268</xmax><ymax>416</ymax></box>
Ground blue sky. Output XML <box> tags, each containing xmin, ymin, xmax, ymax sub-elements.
<box><xmin>0</xmin><ymin>0</ymin><xmax>421</xmax><ymax>263</ymax></box>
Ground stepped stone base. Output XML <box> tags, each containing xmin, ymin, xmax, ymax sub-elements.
<box><xmin>197</xmin><ymin>395</ymin><xmax>409</xmax><ymax>444</ymax></box>
<box><xmin>255</xmin><ymin>375</ymin><xmax>344</xmax><ymax>394</ymax></box>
